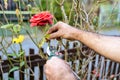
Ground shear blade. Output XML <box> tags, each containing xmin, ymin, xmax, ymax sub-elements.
<box><xmin>47</xmin><ymin>46</ymin><xmax>51</xmax><ymax>56</ymax></box>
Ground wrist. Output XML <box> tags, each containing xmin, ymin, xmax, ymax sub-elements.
<box><xmin>72</xmin><ymin>28</ymin><xmax>83</xmax><ymax>40</ymax></box>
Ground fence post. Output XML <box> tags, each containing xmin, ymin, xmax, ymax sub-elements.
<box><xmin>0</xmin><ymin>56</ymin><xmax>2</xmax><ymax>80</ymax></box>
<box><xmin>40</xmin><ymin>66</ymin><xmax>44</xmax><ymax>80</ymax></box>
<box><xmin>39</xmin><ymin>48</ymin><xmax>45</xmax><ymax>80</ymax></box>
<box><xmin>9</xmin><ymin>70</ymin><xmax>14</xmax><ymax>79</ymax></box>
<box><xmin>8</xmin><ymin>56</ymin><xmax>14</xmax><ymax>79</ymax></box>
<box><xmin>0</xmin><ymin>72</ymin><xmax>2</xmax><ymax>80</ymax></box>
<box><xmin>29</xmin><ymin>48</ymin><xmax>35</xmax><ymax>80</ymax></box>
<box><xmin>20</xmin><ymin>68</ymin><xmax>24</xmax><ymax>80</ymax></box>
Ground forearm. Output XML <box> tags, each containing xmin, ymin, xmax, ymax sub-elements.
<box><xmin>73</xmin><ymin>29</ymin><xmax>120</xmax><ymax>62</ymax></box>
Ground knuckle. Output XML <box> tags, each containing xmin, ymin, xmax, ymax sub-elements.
<box><xmin>57</xmin><ymin>21</ymin><xmax>63</xmax><ymax>26</ymax></box>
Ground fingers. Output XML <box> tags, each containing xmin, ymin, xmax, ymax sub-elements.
<box><xmin>44</xmin><ymin>65</ymin><xmax>51</xmax><ymax>80</ymax></box>
<box><xmin>44</xmin><ymin>61</ymin><xmax>51</xmax><ymax>77</ymax></box>
<box><xmin>49</xmin><ymin>31</ymin><xmax>61</xmax><ymax>39</ymax></box>
<box><xmin>46</xmin><ymin>21</ymin><xmax>65</xmax><ymax>40</ymax></box>
<box><xmin>44</xmin><ymin>57</ymin><xmax>60</xmax><ymax>74</ymax></box>
<box><xmin>47</xmin><ymin>23</ymin><xmax>59</xmax><ymax>34</ymax></box>
<box><xmin>44</xmin><ymin>64</ymin><xmax>48</xmax><ymax>74</ymax></box>
<box><xmin>47</xmin><ymin>21</ymin><xmax>64</xmax><ymax>34</ymax></box>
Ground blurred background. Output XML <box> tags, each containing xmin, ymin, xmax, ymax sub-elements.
<box><xmin>0</xmin><ymin>0</ymin><xmax>120</xmax><ymax>34</ymax></box>
<box><xmin>0</xmin><ymin>0</ymin><xmax>119</xmax><ymax>53</ymax></box>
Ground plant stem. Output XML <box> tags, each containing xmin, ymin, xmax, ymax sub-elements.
<box><xmin>25</xmin><ymin>30</ymin><xmax>39</xmax><ymax>48</ymax></box>
<box><xmin>0</xmin><ymin>4</ymin><xmax>9</xmax><ymax>24</ymax></box>
<box><xmin>25</xmin><ymin>30</ymin><xmax>45</xmax><ymax>58</ymax></box>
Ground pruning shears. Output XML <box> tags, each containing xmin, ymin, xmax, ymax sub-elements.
<box><xmin>47</xmin><ymin>46</ymin><xmax>80</xmax><ymax>80</ymax></box>
<box><xmin>47</xmin><ymin>46</ymin><xmax>61</xmax><ymax>59</ymax></box>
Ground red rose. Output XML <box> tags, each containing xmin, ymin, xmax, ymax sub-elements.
<box><xmin>30</xmin><ymin>11</ymin><xmax>53</xmax><ymax>27</ymax></box>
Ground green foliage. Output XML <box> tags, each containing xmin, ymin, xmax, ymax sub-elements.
<box><xmin>9</xmin><ymin>66</ymin><xmax>19</xmax><ymax>74</ymax></box>
<box><xmin>7</xmin><ymin>53</ymin><xmax>17</xmax><ymax>57</ymax></box>
<box><xmin>35</xmin><ymin>0</ymin><xmax>73</xmax><ymax>23</ymax></box>
<box><xmin>1</xmin><ymin>24</ymin><xmax>14</xmax><ymax>29</ymax></box>
<box><xmin>20</xmin><ymin>61</ymin><xmax>25</xmax><ymax>67</ymax></box>
<box><xmin>18</xmin><ymin>51</ymin><xmax>25</xmax><ymax>57</ymax></box>
<box><xmin>13</xmin><ymin>24</ymin><xmax>21</xmax><ymax>34</ymax></box>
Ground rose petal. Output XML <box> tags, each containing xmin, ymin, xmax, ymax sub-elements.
<box><xmin>30</xmin><ymin>23</ymin><xmax>38</xmax><ymax>27</ymax></box>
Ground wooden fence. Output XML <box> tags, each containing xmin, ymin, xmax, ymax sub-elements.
<box><xmin>0</xmin><ymin>47</ymin><xmax>120</xmax><ymax>80</ymax></box>
<box><xmin>0</xmin><ymin>49</ymin><xmax>46</xmax><ymax>80</ymax></box>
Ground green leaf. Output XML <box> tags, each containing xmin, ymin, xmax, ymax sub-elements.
<box><xmin>39</xmin><ymin>38</ymin><xmax>46</xmax><ymax>48</ymax></box>
<box><xmin>45</xmin><ymin>34</ymin><xmax>50</xmax><ymax>39</ymax></box>
<box><xmin>1</xmin><ymin>24</ymin><xmax>14</xmax><ymax>29</ymax></box>
<box><xmin>13</xmin><ymin>24</ymin><xmax>21</xmax><ymax>34</ymax></box>
<box><xmin>20</xmin><ymin>61</ymin><xmax>25</xmax><ymax>68</ymax></box>
<box><xmin>9</xmin><ymin>66</ymin><xmax>19</xmax><ymax>74</ymax></box>
<box><xmin>7</xmin><ymin>53</ymin><xmax>17</xmax><ymax>57</ymax></box>
<box><xmin>18</xmin><ymin>51</ymin><xmax>24</xmax><ymax>57</ymax></box>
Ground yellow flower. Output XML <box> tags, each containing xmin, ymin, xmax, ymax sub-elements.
<box><xmin>18</xmin><ymin>35</ymin><xmax>24</xmax><ymax>43</ymax></box>
<box><xmin>12</xmin><ymin>38</ymin><xmax>19</xmax><ymax>44</ymax></box>
<box><xmin>12</xmin><ymin>35</ymin><xmax>24</xmax><ymax>44</ymax></box>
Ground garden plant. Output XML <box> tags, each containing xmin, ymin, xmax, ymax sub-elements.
<box><xmin>0</xmin><ymin>0</ymin><xmax>120</xmax><ymax>80</ymax></box>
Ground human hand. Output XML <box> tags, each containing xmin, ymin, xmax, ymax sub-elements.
<box><xmin>44</xmin><ymin>57</ymin><xmax>76</xmax><ymax>80</ymax></box>
<box><xmin>47</xmin><ymin>21</ymin><xmax>79</xmax><ymax>40</ymax></box>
